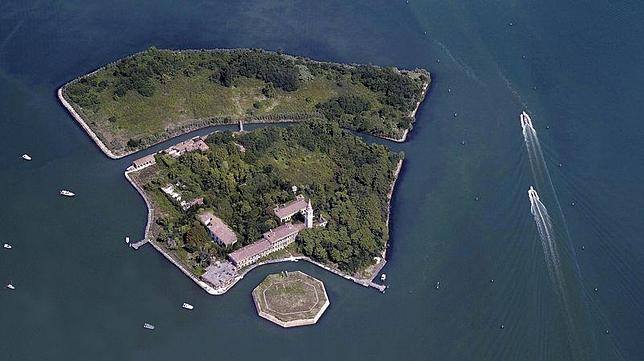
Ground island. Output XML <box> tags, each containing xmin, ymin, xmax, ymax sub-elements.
<box><xmin>59</xmin><ymin>47</ymin><xmax>429</xmax><ymax>158</ymax></box>
<box><xmin>252</xmin><ymin>271</ymin><xmax>330</xmax><ymax>328</ymax></box>
<box><xmin>58</xmin><ymin>48</ymin><xmax>430</xmax><ymax>295</ymax></box>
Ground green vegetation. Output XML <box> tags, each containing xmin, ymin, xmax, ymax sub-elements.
<box><xmin>143</xmin><ymin>121</ymin><xmax>401</xmax><ymax>274</ymax></box>
<box><xmin>252</xmin><ymin>271</ymin><xmax>328</xmax><ymax>323</ymax></box>
<box><xmin>63</xmin><ymin>48</ymin><xmax>429</xmax><ymax>156</ymax></box>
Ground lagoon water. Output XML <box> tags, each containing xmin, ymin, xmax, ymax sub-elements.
<box><xmin>1</xmin><ymin>1</ymin><xmax>643</xmax><ymax>360</ymax></box>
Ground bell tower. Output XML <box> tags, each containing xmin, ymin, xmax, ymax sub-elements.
<box><xmin>305</xmin><ymin>199</ymin><xmax>314</xmax><ymax>229</ymax></box>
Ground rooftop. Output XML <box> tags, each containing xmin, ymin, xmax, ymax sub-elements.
<box><xmin>198</xmin><ymin>212</ymin><xmax>237</xmax><ymax>246</ymax></box>
<box><xmin>166</xmin><ymin>136</ymin><xmax>209</xmax><ymax>157</ymax></box>
<box><xmin>263</xmin><ymin>222</ymin><xmax>305</xmax><ymax>245</ymax></box>
<box><xmin>273</xmin><ymin>195</ymin><xmax>307</xmax><ymax>219</ymax></box>
<box><xmin>228</xmin><ymin>238</ymin><xmax>272</xmax><ymax>265</ymax></box>
<box><xmin>132</xmin><ymin>154</ymin><xmax>156</xmax><ymax>168</ymax></box>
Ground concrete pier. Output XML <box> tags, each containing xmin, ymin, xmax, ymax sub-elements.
<box><xmin>130</xmin><ymin>239</ymin><xmax>149</xmax><ymax>250</ymax></box>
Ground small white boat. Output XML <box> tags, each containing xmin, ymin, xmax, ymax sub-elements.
<box><xmin>435</xmin><ymin>281</ymin><xmax>441</xmax><ymax>289</ymax></box>
<box><xmin>182</xmin><ymin>303</ymin><xmax>194</xmax><ymax>310</ymax></box>
<box><xmin>21</xmin><ymin>154</ymin><xmax>32</xmax><ymax>161</ymax></box>
<box><xmin>6</xmin><ymin>283</ymin><xmax>15</xmax><ymax>290</ymax></box>
<box><xmin>60</xmin><ymin>190</ymin><xmax>75</xmax><ymax>197</ymax></box>
<box><xmin>143</xmin><ymin>323</ymin><xmax>155</xmax><ymax>330</ymax></box>
<box><xmin>3</xmin><ymin>243</ymin><xmax>12</xmax><ymax>249</ymax></box>
<box><xmin>380</xmin><ymin>273</ymin><xmax>387</xmax><ymax>282</ymax></box>
<box><xmin>125</xmin><ymin>237</ymin><xmax>130</xmax><ymax>244</ymax></box>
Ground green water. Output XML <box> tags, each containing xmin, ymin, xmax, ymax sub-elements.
<box><xmin>1</xmin><ymin>1</ymin><xmax>643</xmax><ymax>360</ymax></box>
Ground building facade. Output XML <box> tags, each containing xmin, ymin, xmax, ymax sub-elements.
<box><xmin>228</xmin><ymin>222</ymin><xmax>305</xmax><ymax>268</ymax></box>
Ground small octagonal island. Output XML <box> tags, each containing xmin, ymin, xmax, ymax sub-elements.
<box><xmin>252</xmin><ymin>271</ymin><xmax>330</xmax><ymax>328</ymax></box>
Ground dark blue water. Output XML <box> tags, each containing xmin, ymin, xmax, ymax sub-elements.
<box><xmin>1</xmin><ymin>1</ymin><xmax>643</xmax><ymax>360</ymax></box>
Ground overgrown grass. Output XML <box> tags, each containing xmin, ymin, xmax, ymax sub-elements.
<box><xmin>62</xmin><ymin>48</ymin><xmax>429</xmax><ymax>156</ymax></box>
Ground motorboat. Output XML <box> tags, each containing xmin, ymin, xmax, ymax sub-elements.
<box><xmin>143</xmin><ymin>323</ymin><xmax>155</xmax><ymax>330</ymax></box>
<box><xmin>60</xmin><ymin>190</ymin><xmax>75</xmax><ymax>197</ymax></box>
<box><xmin>182</xmin><ymin>303</ymin><xmax>194</xmax><ymax>310</ymax></box>
<box><xmin>125</xmin><ymin>237</ymin><xmax>130</xmax><ymax>244</ymax></box>
<box><xmin>3</xmin><ymin>243</ymin><xmax>11</xmax><ymax>249</ymax></box>
<box><xmin>380</xmin><ymin>273</ymin><xmax>387</xmax><ymax>282</ymax></box>
<box><xmin>520</xmin><ymin>111</ymin><xmax>533</xmax><ymax>129</ymax></box>
<box><xmin>435</xmin><ymin>281</ymin><xmax>440</xmax><ymax>289</ymax></box>
<box><xmin>6</xmin><ymin>283</ymin><xmax>15</xmax><ymax>290</ymax></box>
<box><xmin>21</xmin><ymin>154</ymin><xmax>32</xmax><ymax>161</ymax></box>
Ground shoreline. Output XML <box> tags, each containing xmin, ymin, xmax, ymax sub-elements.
<box><xmin>57</xmin><ymin>49</ymin><xmax>427</xmax><ymax>295</ymax></box>
<box><xmin>57</xmin><ymin>87</ymin><xmax>120</xmax><ymax>159</ymax></box>
<box><xmin>123</xmin><ymin>154</ymin><xmax>404</xmax><ymax>295</ymax></box>
<box><xmin>57</xmin><ymin>52</ymin><xmax>430</xmax><ymax>158</ymax></box>
<box><xmin>380</xmin><ymin>79</ymin><xmax>430</xmax><ymax>143</ymax></box>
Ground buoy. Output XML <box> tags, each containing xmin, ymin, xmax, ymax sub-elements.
<box><xmin>500</xmin><ymin>324</ymin><xmax>505</xmax><ymax>329</ymax></box>
<box><xmin>581</xmin><ymin>245</ymin><xmax>585</xmax><ymax>250</ymax></box>
<box><xmin>558</xmin><ymin>163</ymin><xmax>563</xmax><ymax>167</ymax></box>
<box><xmin>509</xmin><ymin>22</ymin><xmax>513</xmax><ymax>26</ymax></box>
<box><xmin>436</xmin><ymin>59</ymin><xmax>441</xmax><ymax>63</ymax></box>
<box><xmin>461</xmin><ymin>140</ymin><xmax>466</xmax><ymax>145</ymax></box>
<box><xmin>605</xmin><ymin>329</ymin><xmax>610</xmax><ymax>334</ymax></box>
<box><xmin>490</xmin><ymin>279</ymin><xmax>494</xmax><ymax>284</ymax></box>
<box><xmin>522</xmin><ymin>55</ymin><xmax>526</xmax><ymax>59</ymax></box>
<box><xmin>594</xmin><ymin>288</ymin><xmax>598</xmax><ymax>292</ymax></box>
<box><xmin>475</xmin><ymin>196</ymin><xmax>480</xmax><ymax>201</ymax></box>
<box><xmin>448</xmin><ymin>88</ymin><xmax>452</xmax><ymax>93</ymax></box>
<box><xmin>571</xmin><ymin>201</ymin><xmax>576</xmax><ymax>206</ymax></box>
<box><xmin>453</xmin><ymin>112</ymin><xmax>458</xmax><ymax>117</ymax></box>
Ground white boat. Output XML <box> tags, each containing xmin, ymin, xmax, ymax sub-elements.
<box><xmin>60</xmin><ymin>190</ymin><xmax>75</xmax><ymax>197</ymax></box>
<box><xmin>435</xmin><ymin>281</ymin><xmax>441</xmax><ymax>289</ymax></box>
<box><xmin>6</xmin><ymin>283</ymin><xmax>15</xmax><ymax>290</ymax></box>
<box><xmin>380</xmin><ymin>273</ymin><xmax>387</xmax><ymax>282</ymax></box>
<box><xmin>182</xmin><ymin>303</ymin><xmax>194</xmax><ymax>310</ymax></box>
<box><xmin>21</xmin><ymin>154</ymin><xmax>32</xmax><ymax>161</ymax></box>
<box><xmin>125</xmin><ymin>237</ymin><xmax>130</xmax><ymax>244</ymax></box>
<box><xmin>3</xmin><ymin>243</ymin><xmax>12</xmax><ymax>249</ymax></box>
<box><xmin>143</xmin><ymin>323</ymin><xmax>155</xmax><ymax>330</ymax></box>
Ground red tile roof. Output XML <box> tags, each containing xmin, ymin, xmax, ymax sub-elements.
<box><xmin>198</xmin><ymin>212</ymin><xmax>237</xmax><ymax>246</ymax></box>
<box><xmin>228</xmin><ymin>239</ymin><xmax>272</xmax><ymax>265</ymax></box>
<box><xmin>273</xmin><ymin>195</ymin><xmax>307</xmax><ymax>219</ymax></box>
<box><xmin>263</xmin><ymin>222</ymin><xmax>305</xmax><ymax>245</ymax></box>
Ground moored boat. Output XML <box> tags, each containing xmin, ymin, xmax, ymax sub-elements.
<box><xmin>143</xmin><ymin>323</ymin><xmax>155</xmax><ymax>330</ymax></box>
<box><xmin>182</xmin><ymin>303</ymin><xmax>194</xmax><ymax>310</ymax></box>
<box><xmin>380</xmin><ymin>273</ymin><xmax>387</xmax><ymax>282</ymax></box>
<box><xmin>21</xmin><ymin>154</ymin><xmax>32</xmax><ymax>161</ymax></box>
<box><xmin>7</xmin><ymin>283</ymin><xmax>15</xmax><ymax>290</ymax></box>
<box><xmin>3</xmin><ymin>243</ymin><xmax>11</xmax><ymax>249</ymax></box>
<box><xmin>60</xmin><ymin>190</ymin><xmax>75</xmax><ymax>197</ymax></box>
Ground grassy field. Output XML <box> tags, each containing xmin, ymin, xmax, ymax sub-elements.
<box><xmin>253</xmin><ymin>271</ymin><xmax>328</xmax><ymax>322</ymax></box>
<box><xmin>62</xmin><ymin>48</ymin><xmax>429</xmax><ymax>156</ymax></box>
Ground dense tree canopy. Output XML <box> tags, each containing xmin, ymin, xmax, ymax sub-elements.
<box><xmin>63</xmin><ymin>48</ymin><xmax>429</xmax><ymax>156</ymax></box>
<box><xmin>148</xmin><ymin>121</ymin><xmax>401</xmax><ymax>273</ymax></box>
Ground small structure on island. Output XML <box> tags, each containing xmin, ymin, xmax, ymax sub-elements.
<box><xmin>198</xmin><ymin>211</ymin><xmax>237</xmax><ymax>247</ymax></box>
<box><xmin>252</xmin><ymin>271</ymin><xmax>330</xmax><ymax>328</ymax></box>
<box><xmin>130</xmin><ymin>153</ymin><xmax>156</xmax><ymax>170</ymax></box>
<box><xmin>165</xmin><ymin>136</ymin><xmax>209</xmax><ymax>158</ymax></box>
<box><xmin>273</xmin><ymin>194</ymin><xmax>313</xmax><ymax>228</ymax></box>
